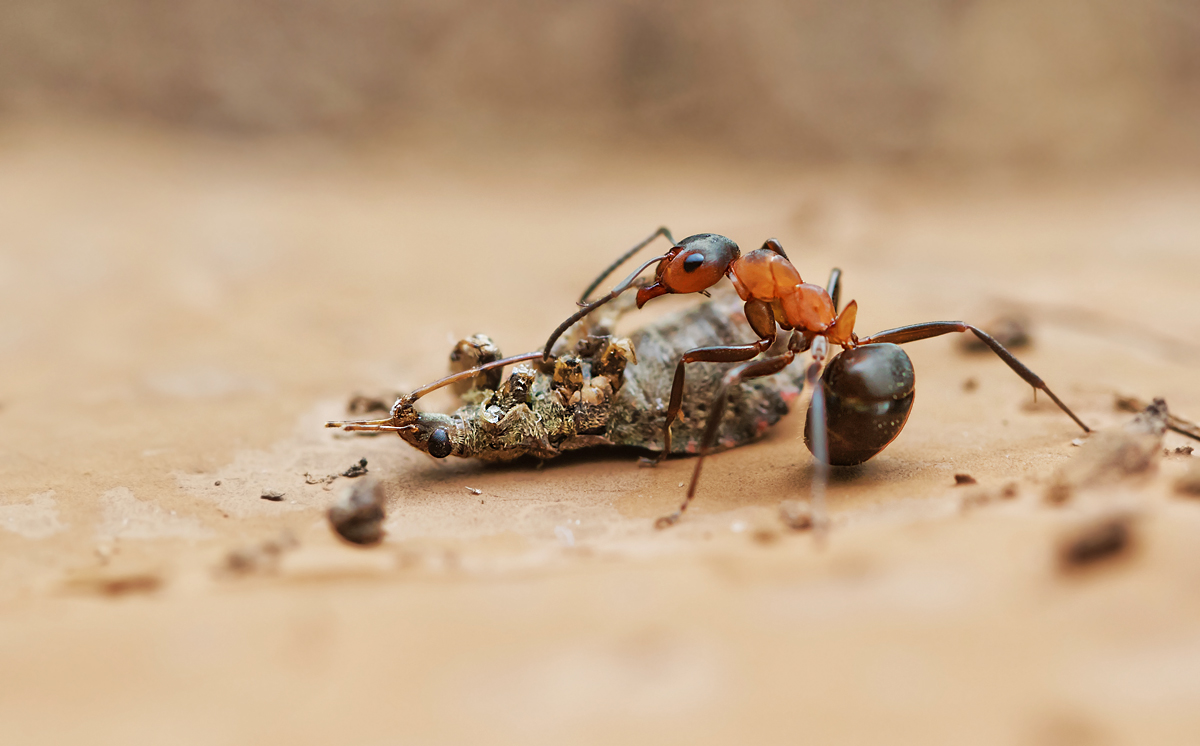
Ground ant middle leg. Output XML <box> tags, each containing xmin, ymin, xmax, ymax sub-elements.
<box><xmin>826</xmin><ymin>268</ymin><xmax>843</xmax><ymax>312</ymax></box>
<box><xmin>655</xmin><ymin>349</ymin><xmax>798</xmax><ymax>529</ymax></box>
<box><xmin>781</xmin><ymin>336</ymin><xmax>832</xmax><ymax>534</ymax></box>
<box><xmin>859</xmin><ymin>321</ymin><xmax>1090</xmax><ymax>432</ymax></box>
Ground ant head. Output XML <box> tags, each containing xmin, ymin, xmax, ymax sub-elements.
<box><xmin>636</xmin><ymin>234</ymin><xmax>740</xmax><ymax>307</ymax></box>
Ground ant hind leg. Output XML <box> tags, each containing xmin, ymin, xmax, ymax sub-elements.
<box><xmin>859</xmin><ymin>321</ymin><xmax>1090</xmax><ymax>432</ymax></box>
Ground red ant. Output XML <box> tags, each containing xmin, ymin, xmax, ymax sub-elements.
<box><xmin>542</xmin><ymin>228</ymin><xmax>1092</xmax><ymax>530</ymax></box>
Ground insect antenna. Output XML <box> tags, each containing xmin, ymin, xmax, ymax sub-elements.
<box><xmin>326</xmin><ymin>421</ymin><xmax>419</xmax><ymax>434</ymax></box>
<box><xmin>578</xmin><ymin>227</ymin><xmax>675</xmax><ymax>304</ymax></box>
<box><xmin>542</xmin><ymin>254</ymin><xmax>669</xmax><ymax>361</ymax></box>
<box><xmin>399</xmin><ymin>352</ymin><xmax>545</xmax><ymax>405</ymax></box>
<box><xmin>324</xmin><ymin>351</ymin><xmax>546</xmax><ymax>431</ymax></box>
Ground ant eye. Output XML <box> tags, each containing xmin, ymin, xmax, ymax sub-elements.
<box><xmin>682</xmin><ymin>253</ymin><xmax>705</xmax><ymax>273</ymax></box>
<box><xmin>427</xmin><ymin>428</ymin><xmax>452</xmax><ymax>458</ymax></box>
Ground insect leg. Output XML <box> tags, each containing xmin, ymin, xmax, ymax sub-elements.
<box><xmin>653</xmin><ymin>338</ymin><xmax>775</xmax><ymax>465</ymax></box>
<box><xmin>655</xmin><ymin>351</ymin><xmax>797</xmax><ymax>529</ymax></box>
<box><xmin>859</xmin><ymin>321</ymin><xmax>1090</xmax><ymax>432</ymax></box>
<box><xmin>800</xmin><ymin>338</ymin><xmax>831</xmax><ymax>535</ymax></box>
<box><xmin>826</xmin><ymin>268</ymin><xmax>842</xmax><ymax>313</ymax></box>
<box><xmin>579</xmin><ymin>227</ymin><xmax>676</xmax><ymax>304</ymax></box>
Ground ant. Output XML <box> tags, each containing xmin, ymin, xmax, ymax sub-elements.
<box><xmin>541</xmin><ymin>228</ymin><xmax>1092</xmax><ymax>530</ymax></box>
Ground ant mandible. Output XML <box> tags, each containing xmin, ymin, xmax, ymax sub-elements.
<box><xmin>542</xmin><ymin>228</ymin><xmax>1092</xmax><ymax>530</ymax></box>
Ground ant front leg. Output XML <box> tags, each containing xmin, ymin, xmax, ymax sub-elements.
<box><xmin>655</xmin><ymin>347</ymin><xmax>799</xmax><ymax>529</ymax></box>
<box><xmin>859</xmin><ymin>321</ymin><xmax>1090</xmax><ymax>432</ymax></box>
<box><xmin>652</xmin><ymin>298</ymin><xmax>779</xmax><ymax>465</ymax></box>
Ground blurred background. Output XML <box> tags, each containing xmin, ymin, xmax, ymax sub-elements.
<box><xmin>4</xmin><ymin>3</ymin><xmax>1200</xmax><ymax>745</ymax></box>
<box><xmin>2</xmin><ymin>0</ymin><xmax>1198</xmax><ymax>167</ymax></box>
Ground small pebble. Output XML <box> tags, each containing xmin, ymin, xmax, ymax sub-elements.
<box><xmin>465</xmin><ymin>487</ymin><xmax>482</xmax><ymax>496</ymax></box>
<box><xmin>260</xmin><ymin>490</ymin><xmax>284</xmax><ymax>501</ymax></box>
<box><xmin>954</xmin><ymin>473</ymin><xmax>977</xmax><ymax>486</ymax></box>
<box><xmin>1060</xmin><ymin>516</ymin><xmax>1133</xmax><ymax>569</ymax></box>
<box><xmin>328</xmin><ymin>479</ymin><xmax>386</xmax><ymax>546</ymax></box>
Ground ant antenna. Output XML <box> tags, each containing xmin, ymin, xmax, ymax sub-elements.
<box><xmin>542</xmin><ymin>253</ymin><xmax>669</xmax><ymax>361</ymax></box>
<box><xmin>578</xmin><ymin>227</ymin><xmax>676</xmax><ymax>304</ymax></box>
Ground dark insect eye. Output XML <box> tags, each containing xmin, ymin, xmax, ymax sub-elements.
<box><xmin>427</xmin><ymin>428</ymin><xmax>452</xmax><ymax>458</ymax></box>
<box><xmin>682</xmin><ymin>252</ymin><xmax>705</xmax><ymax>273</ymax></box>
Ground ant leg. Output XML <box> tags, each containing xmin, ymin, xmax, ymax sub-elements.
<box><xmin>859</xmin><ymin>321</ymin><xmax>1090</xmax><ymax>432</ymax></box>
<box><xmin>656</xmin><ymin>351</ymin><xmax>796</xmax><ymax>529</ymax></box>
<box><xmin>826</xmin><ymin>268</ymin><xmax>842</xmax><ymax>313</ymax></box>
<box><xmin>788</xmin><ymin>339</ymin><xmax>831</xmax><ymax>534</ymax></box>
<box><xmin>579</xmin><ymin>227</ymin><xmax>676</xmax><ymax>304</ymax></box>
<box><xmin>653</xmin><ymin>338</ymin><xmax>775</xmax><ymax>464</ymax></box>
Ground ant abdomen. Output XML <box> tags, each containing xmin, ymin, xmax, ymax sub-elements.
<box><xmin>804</xmin><ymin>343</ymin><xmax>915</xmax><ymax>466</ymax></box>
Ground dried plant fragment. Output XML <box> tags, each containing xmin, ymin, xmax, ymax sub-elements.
<box><xmin>1046</xmin><ymin>399</ymin><xmax>1169</xmax><ymax>504</ymax></box>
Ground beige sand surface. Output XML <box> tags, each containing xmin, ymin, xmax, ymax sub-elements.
<box><xmin>2</xmin><ymin>125</ymin><xmax>1200</xmax><ymax>744</ymax></box>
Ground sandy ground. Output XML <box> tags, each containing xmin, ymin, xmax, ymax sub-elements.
<box><xmin>1</xmin><ymin>124</ymin><xmax>1200</xmax><ymax>744</ymax></box>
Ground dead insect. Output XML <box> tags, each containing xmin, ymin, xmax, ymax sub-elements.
<box><xmin>539</xmin><ymin>228</ymin><xmax>1091</xmax><ymax>529</ymax></box>
<box><xmin>326</xmin><ymin>291</ymin><xmax>805</xmax><ymax>462</ymax></box>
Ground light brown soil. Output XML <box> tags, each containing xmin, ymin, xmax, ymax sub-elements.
<box><xmin>2</xmin><ymin>124</ymin><xmax>1200</xmax><ymax>744</ymax></box>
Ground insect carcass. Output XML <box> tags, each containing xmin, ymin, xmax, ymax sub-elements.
<box><xmin>329</xmin><ymin>292</ymin><xmax>804</xmax><ymax>461</ymax></box>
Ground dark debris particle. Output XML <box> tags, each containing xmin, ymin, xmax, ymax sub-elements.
<box><xmin>1174</xmin><ymin>462</ymin><xmax>1200</xmax><ymax>497</ymax></box>
<box><xmin>1175</xmin><ymin>446</ymin><xmax>1194</xmax><ymax>456</ymax></box>
<box><xmin>305</xmin><ymin>459</ymin><xmax>370</xmax><ymax>486</ymax></box>
<box><xmin>779</xmin><ymin>500</ymin><xmax>813</xmax><ymax>531</ymax></box>
<box><xmin>954</xmin><ymin>473</ymin><xmax>977</xmax><ymax>486</ymax></box>
<box><xmin>329</xmin><ymin>479</ymin><xmax>386</xmax><ymax>546</ymax></box>
<box><xmin>1060</xmin><ymin>517</ymin><xmax>1133</xmax><ymax>569</ymax></box>
<box><xmin>99</xmin><ymin>575</ymin><xmax>162</xmax><ymax>597</ymax></box>
<box><xmin>347</xmin><ymin>394</ymin><xmax>394</xmax><ymax>415</ymax></box>
<box><xmin>752</xmin><ymin>529</ymin><xmax>780</xmax><ymax>545</ymax></box>
<box><xmin>260</xmin><ymin>490</ymin><xmax>285</xmax><ymax>502</ymax></box>
<box><xmin>223</xmin><ymin>532</ymin><xmax>298</xmax><ymax>575</ymax></box>
<box><xmin>214</xmin><ymin>480</ymin><xmax>222</xmax><ymax>486</ymax></box>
